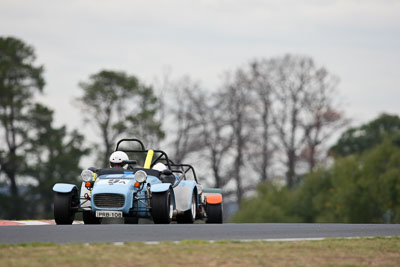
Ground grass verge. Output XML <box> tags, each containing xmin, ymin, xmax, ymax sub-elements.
<box><xmin>0</xmin><ymin>237</ymin><xmax>399</xmax><ymax>266</ymax></box>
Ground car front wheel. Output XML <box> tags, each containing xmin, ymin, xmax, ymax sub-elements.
<box><xmin>151</xmin><ymin>189</ymin><xmax>173</xmax><ymax>224</ymax></box>
<box><xmin>54</xmin><ymin>190</ymin><xmax>78</xmax><ymax>225</ymax></box>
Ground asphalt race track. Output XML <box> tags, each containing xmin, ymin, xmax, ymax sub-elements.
<box><xmin>0</xmin><ymin>223</ymin><xmax>399</xmax><ymax>244</ymax></box>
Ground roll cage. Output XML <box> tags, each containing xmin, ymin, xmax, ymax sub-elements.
<box><xmin>115</xmin><ymin>138</ymin><xmax>198</xmax><ymax>184</ymax></box>
<box><xmin>115</xmin><ymin>138</ymin><xmax>173</xmax><ymax>170</ymax></box>
<box><xmin>168</xmin><ymin>161</ymin><xmax>198</xmax><ymax>184</ymax></box>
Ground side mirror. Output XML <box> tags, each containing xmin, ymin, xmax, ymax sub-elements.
<box><xmin>162</xmin><ymin>169</ymin><xmax>173</xmax><ymax>175</ymax></box>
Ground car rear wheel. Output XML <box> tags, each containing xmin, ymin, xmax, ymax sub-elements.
<box><xmin>124</xmin><ymin>217</ymin><xmax>139</xmax><ymax>224</ymax></box>
<box><xmin>54</xmin><ymin>190</ymin><xmax>78</xmax><ymax>225</ymax></box>
<box><xmin>177</xmin><ymin>193</ymin><xmax>196</xmax><ymax>224</ymax></box>
<box><xmin>83</xmin><ymin>211</ymin><xmax>102</xmax><ymax>224</ymax></box>
<box><xmin>206</xmin><ymin>203</ymin><xmax>223</xmax><ymax>224</ymax></box>
<box><xmin>151</xmin><ymin>189</ymin><xmax>173</xmax><ymax>224</ymax></box>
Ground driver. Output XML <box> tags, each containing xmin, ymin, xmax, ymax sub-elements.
<box><xmin>109</xmin><ymin>151</ymin><xmax>129</xmax><ymax>168</ymax></box>
<box><xmin>152</xmin><ymin>162</ymin><xmax>168</xmax><ymax>172</ymax></box>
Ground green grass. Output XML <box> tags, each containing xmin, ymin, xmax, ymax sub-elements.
<box><xmin>0</xmin><ymin>237</ymin><xmax>399</xmax><ymax>266</ymax></box>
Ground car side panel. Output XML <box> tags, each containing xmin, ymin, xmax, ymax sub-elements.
<box><xmin>173</xmin><ymin>180</ymin><xmax>197</xmax><ymax>212</ymax></box>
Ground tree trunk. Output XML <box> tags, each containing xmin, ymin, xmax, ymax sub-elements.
<box><xmin>8</xmin><ymin>169</ymin><xmax>22</xmax><ymax>219</ymax></box>
<box><xmin>261</xmin><ymin>108</ymin><xmax>269</xmax><ymax>182</ymax></box>
<box><xmin>308</xmin><ymin>144</ymin><xmax>316</xmax><ymax>172</ymax></box>
<box><xmin>234</xmin><ymin>119</ymin><xmax>244</xmax><ymax>203</ymax></box>
<box><xmin>102</xmin><ymin>126</ymin><xmax>111</xmax><ymax>168</ymax></box>
<box><xmin>286</xmin><ymin>149</ymin><xmax>296</xmax><ymax>189</ymax></box>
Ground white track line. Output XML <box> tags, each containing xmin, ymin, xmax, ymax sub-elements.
<box><xmin>18</xmin><ymin>221</ymin><xmax>53</xmax><ymax>225</ymax></box>
<box><xmin>0</xmin><ymin>220</ymin><xmax>84</xmax><ymax>226</ymax></box>
<box><xmin>141</xmin><ymin>236</ymin><xmax>388</xmax><ymax>245</ymax></box>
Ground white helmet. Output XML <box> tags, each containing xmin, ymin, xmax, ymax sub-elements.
<box><xmin>109</xmin><ymin>151</ymin><xmax>129</xmax><ymax>168</ymax></box>
<box><xmin>152</xmin><ymin>162</ymin><xmax>167</xmax><ymax>172</ymax></box>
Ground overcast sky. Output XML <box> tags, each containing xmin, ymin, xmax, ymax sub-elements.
<box><xmin>1</xmin><ymin>0</ymin><xmax>400</xmax><ymax>135</ymax></box>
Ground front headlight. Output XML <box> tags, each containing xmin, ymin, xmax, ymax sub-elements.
<box><xmin>134</xmin><ymin>170</ymin><xmax>147</xmax><ymax>183</ymax></box>
<box><xmin>81</xmin><ymin>170</ymin><xmax>94</xmax><ymax>182</ymax></box>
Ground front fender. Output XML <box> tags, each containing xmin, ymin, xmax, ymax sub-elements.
<box><xmin>150</xmin><ymin>183</ymin><xmax>172</xmax><ymax>193</ymax></box>
<box><xmin>53</xmin><ymin>183</ymin><xmax>77</xmax><ymax>193</ymax></box>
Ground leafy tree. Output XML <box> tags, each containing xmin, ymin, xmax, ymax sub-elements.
<box><xmin>231</xmin><ymin>183</ymin><xmax>300</xmax><ymax>223</ymax></box>
<box><xmin>291</xmin><ymin>168</ymin><xmax>333</xmax><ymax>223</ymax></box>
<box><xmin>233</xmin><ymin>137</ymin><xmax>400</xmax><ymax>223</ymax></box>
<box><xmin>327</xmin><ymin>138</ymin><xmax>400</xmax><ymax>223</ymax></box>
<box><xmin>77</xmin><ymin>70</ymin><xmax>164</xmax><ymax>167</ymax></box>
<box><xmin>23</xmin><ymin>104</ymin><xmax>89</xmax><ymax>218</ymax></box>
<box><xmin>330</xmin><ymin>113</ymin><xmax>400</xmax><ymax>157</ymax></box>
<box><xmin>0</xmin><ymin>36</ymin><xmax>45</xmax><ymax>218</ymax></box>
<box><xmin>0</xmin><ymin>37</ymin><xmax>88</xmax><ymax>219</ymax></box>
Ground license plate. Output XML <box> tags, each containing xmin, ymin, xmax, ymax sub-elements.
<box><xmin>96</xmin><ymin>210</ymin><xmax>123</xmax><ymax>218</ymax></box>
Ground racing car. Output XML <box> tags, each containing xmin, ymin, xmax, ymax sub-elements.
<box><xmin>52</xmin><ymin>138</ymin><xmax>223</xmax><ymax>224</ymax></box>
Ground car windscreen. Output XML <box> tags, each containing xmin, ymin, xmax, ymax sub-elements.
<box><xmin>96</xmin><ymin>167</ymin><xmax>160</xmax><ymax>178</ymax></box>
<box><xmin>96</xmin><ymin>167</ymin><xmax>125</xmax><ymax>176</ymax></box>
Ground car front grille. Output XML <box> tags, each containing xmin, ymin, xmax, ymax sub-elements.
<box><xmin>93</xmin><ymin>193</ymin><xmax>125</xmax><ymax>208</ymax></box>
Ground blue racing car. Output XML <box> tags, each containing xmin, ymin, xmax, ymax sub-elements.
<box><xmin>52</xmin><ymin>138</ymin><xmax>223</xmax><ymax>224</ymax></box>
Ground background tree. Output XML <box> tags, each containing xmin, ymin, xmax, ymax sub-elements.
<box><xmin>233</xmin><ymin>114</ymin><xmax>400</xmax><ymax>223</ymax></box>
<box><xmin>329</xmin><ymin>113</ymin><xmax>400</xmax><ymax>157</ymax></box>
<box><xmin>0</xmin><ymin>36</ymin><xmax>45</xmax><ymax>218</ymax></box>
<box><xmin>231</xmin><ymin>183</ymin><xmax>300</xmax><ymax>223</ymax></box>
<box><xmin>218</xmin><ymin>70</ymin><xmax>257</xmax><ymax>203</ymax></box>
<box><xmin>268</xmin><ymin>54</ymin><xmax>346</xmax><ymax>188</ymax></box>
<box><xmin>162</xmin><ymin>55</ymin><xmax>346</xmax><ymax>204</ymax></box>
<box><xmin>160</xmin><ymin>76</ymin><xmax>233</xmax><ymax>191</ymax></box>
<box><xmin>77</xmin><ymin>70</ymin><xmax>164</xmax><ymax>167</ymax></box>
<box><xmin>300</xmin><ymin>66</ymin><xmax>348</xmax><ymax>172</ymax></box>
<box><xmin>181</xmin><ymin>86</ymin><xmax>234</xmax><ymax>190</ymax></box>
<box><xmin>0</xmin><ymin>36</ymin><xmax>88</xmax><ymax>219</ymax></box>
<box><xmin>23</xmin><ymin>104</ymin><xmax>89</xmax><ymax>218</ymax></box>
<box><xmin>321</xmin><ymin>138</ymin><xmax>400</xmax><ymax>223</ymax></box>
<box><xmin>246</xmin><ymin>60</ymin><xmax>275</xmax><ymax>183</ymax></box>
<box><xmin>159</xmin><ymin>76</ymin><xmax>203</xmax><ymax>163</ymax></box>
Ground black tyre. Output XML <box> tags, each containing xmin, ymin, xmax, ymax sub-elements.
<box><xmin>124</xmin><ymin>217</ymin><xmax>139</xmax><ymax>224</ymax></box>
<box><xmin>151</xmin><ymin>189</ymin><xmax>173</xmax><ymax>224</ymax></box>
<box><xmin>54</xmin><ymin>191</ymin><xmax>78</xmax><ymax>225</ymax></box>
<box><xmin>83</xmin><ymin>211</ymin><xmax>102</xmax><ymax>224</ymax></box>
<box><xmin>206</xmin><ymin>203</ymin><xmax>223</xmax><ymax>224</ymax></box>
<box><xmin>177</xmin><ymin>193</ymin><xmax>196</xmax><ymax>224</ymax></box>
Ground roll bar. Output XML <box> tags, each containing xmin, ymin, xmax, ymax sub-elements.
<box><xmin>169</xmin><ymin>163</ymin><xmax>198</xmax><ymax>183</ymax></box>
<box><xmin>114</xmin><ymin>139</ymin><xmax>196</xmax><ymax>181</ymax></box>
<box><xmin>115</xmin><ymin>138</ymin><xmax>145</xmax><ymax>151</ymax></box>
<box><xmin>114</xmin><ymin>139</ymin><xmax>172</xmax><ymax>170</ymax></box>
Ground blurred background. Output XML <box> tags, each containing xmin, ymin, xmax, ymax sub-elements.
<box><xmin>1</xmin><ymin>0</ymin><xmax>400</xmax><ymax>223</ymax></box>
